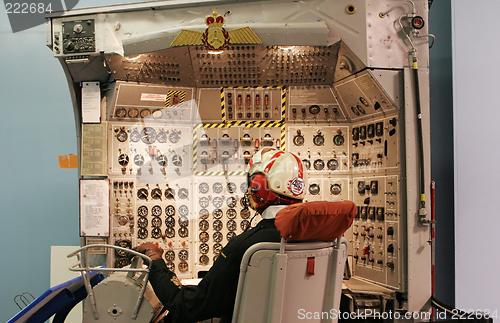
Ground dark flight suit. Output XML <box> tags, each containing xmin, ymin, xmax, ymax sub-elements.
<box><xmin>148</xmin><ymin>218</ymin><xmax>281</xmax><ymax>323</ymax></box>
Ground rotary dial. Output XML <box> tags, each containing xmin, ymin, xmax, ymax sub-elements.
<box><xmin>213</xmin><ymin>231</ymin><xmax>223</xmax><ymax>243</ymax></box>
<box><xmin>141</xmin><ymin>127</ymin><xmax>156</xmax><ymax>144</ymax></box>
<box><xmin>165</xmin><ymin>205</ymin><xmax>175</xmax><ymax>216</ymax></box>
<box><xmin>151</xmin><ymin>227</ymin><xmax>162</xmax><ymax>239</ymax></box>
<box><xmin>137</xmin><ymin>205</ymin><xmax>148</xmax><ymax>216</ymax></box>
<box><xmin>227</xmin><ymin>208</ymin><xmax>237</xmax><ymax>219</ymax></box>
<box><xmin>227</xmin><ymin>220</ymin><xmax>237</xmax><ymax>231</ymax></box>
<box><xmin>213</xmin><ymin>209</ymin><xmax>223</xmax><ymax>219</ymax></box>
<box><xmin>227</xmin><ymin>182</ymin><xmax>236</xmax><ymax>193</ymax></box>
<box><xmin>165</xmin><ymin>250</ymin><xmax>175</xmax><ymax>261</ymax></box>
<box><xmin>178</xmin><ymin>205</ymin><xmax>188</xmax><ymax>216</ymax></box>
<box><xmin>212</xmin><ymin>196</ymin><xmax>223</xmax><ymax>208</ymax></box>
<box><xmin>165</xmin><ymin>216</ymin><xmax>175</xmax><ymax>228</ymax></box>
<box><xmin>199</xmin><ymin>231</ymin><xmax>209</xmax><ymax>243</ymax></box>
<box><xmin>199</xmin><ymin>244</ymin><xmax>209</xmax><ymax>254</ymax></box>
<box><xmin>213</xmin><ymin>182</ymin><xmax>223</xmax><ymax>194</ymax></box>
<box><xmin>165</xmin><ymin>227</ymin><xmax>175</xmax><ymax>238</ymax></box>
<box><xmin>151</xmin><ymin>216</ymin><xmax>162</xmax><ymax>227</ymax></box>
<box><xmin>199</xmin><ymin>208</ymin><xmax>209</xmax><ymax>219</ymax></box>
<box><xmin>199</xmin><ymin>182</ymin><xmax>209</xmax><ymax>194</ymax></box>
<box><xmin>178</xmin><ymin>227</ymin><xmax>189</xmax><ymax>238</ymax></box>
<box><xmin>199</xmin><ymin>220</ymin><xmax>209</xmax><ymax>231</ymax></box>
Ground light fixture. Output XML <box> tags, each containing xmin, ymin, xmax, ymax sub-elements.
<box><xmin>124</xmin><ymin>54</ymin><xmax>142</xmax><ymax>61</ymax></box>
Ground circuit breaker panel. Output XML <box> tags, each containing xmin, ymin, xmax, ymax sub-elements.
<box><xmin>47</xmin><ymin>0</ymin><xmax>432</xmax><ymax>314</ymax></box>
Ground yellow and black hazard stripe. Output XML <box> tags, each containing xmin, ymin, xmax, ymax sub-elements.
<box><xmin>280</xmin><ymin>121</ymin><xmax>286</xmax><ymax>151</ymax></box>
<box><xmin>281</xmin><ymin>87</ymin><xmax>287</xmax><ymax>121</ymax></box>
<box><xmin>220</xmin><ymin>87</ymin><xmax>225</xmax><ymax>122</ymax></box>
<box><xmin>165</xmin><ymin>90</ymin><xmax>186</xmax><ymax>107</ymax></box>
<box><xmin>192</xmin><ymin>123</ymin><xmax>203</xmax><ymax>170</ymax></box>
<box><xmin>195</xmin><ymin>170</ymin><xmax>247</xmax><ymax>176</ymax></box>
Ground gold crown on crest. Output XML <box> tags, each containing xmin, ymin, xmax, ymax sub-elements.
<box><xmin>205</xmin><ymin>10</ymin><xmax>225</xmax><ymax>28</ymax></box>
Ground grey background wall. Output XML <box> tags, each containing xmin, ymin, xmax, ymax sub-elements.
<box><xmin>0</xmin><ymin>0</ymin><xmax>466</xmax><ymax>321</ymax></box>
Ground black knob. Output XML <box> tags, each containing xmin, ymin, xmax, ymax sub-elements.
<box><xmin>65</xmin><ymin>42</ymin><xmax>75</xmax><ymax>51</ymax></box>
<box><xmin>387</xmin><ymin>243</ymin><xmax>394</xmax><ymax>253</ymax></box>
<box><xmin>387</xmin><ymin>261</ymin><xmax>395</xmax><ymax>269</ymax></box>
<box><xmin>387</xmin><ymin>226</ymin><xmax>394</xmax><ymax>236</ymax></box>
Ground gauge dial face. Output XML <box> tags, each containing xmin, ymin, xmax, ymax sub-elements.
<box><xmin>166</xmin><ymin>262</ymin><xmax>175</xmax><ymax>271</ymax></box>
<box><xmin>227</xmin><ymin>208</ymin><xmax>237</xmax><ymax>219</ymax></box>
<box><xmin>313</xmin><ymin>159</ymin><xmax>325</xmax><ymax>171</ymax></box>
<box><xmin>140</xmin><ymin>109</ymin><xmax>151</xmax><ymax>118</ymax></box>
<box><xmin>138</xmin><ymin>188</ymin><xmax>149</xmax><ymax>201</ymax></box>
<box><xmin>308</xmin><ymin>183</ymin><xmax>321</xmax><ymax>195</ymax></box>
<box><xmin>227</xmin><ymin>182</ymin><xmax>236</xmax><ymax>193</ymax></box>
<box><xmin>153</xmin><ymin>109</ymin><xmax>163</xmax><ymax>119</ymax></box>
<box><xmin>114</xmin><ymin>240</ymin><xmax>132</xmax><ymax>257</ymax></box>
<box><xmin>241</xmin><ymin>220</ymin><xmax>250</xmax><ymax>231</ymax></box>
<box><xmin>213</xmin><ymin>182</ymin><xmax>223</xmax><ymax>194</ymax></box>
<box><xmin>165</xmin><ymin>250</ymin><xmax>175</xmax><ymax>261</ymax></box>
<box><xmin>199</xmin><ymin>255</ymin><xmax>209</xmax><ymax>265</ymax></box>
<box><xmin>199</xmin><ymin>208</ymin><xmax>209</xmax><ymax>219</ymax></box>
<box><xmin>333</xmin><ymin>134</ymin><xmax>345</xmax><ymax>146</ymax></box>
<box><xmin>178</xmin><ymin>261</ymin><xmax>188</xmax><ymax>272</ymax></box>
<box><xmin>213</xmin><ymin>220</ymin><xmax>223</xmax><ymax>231</ymax></box>
<box><xmin>137</xmin><ymin>228</ymin><xmax>148</xmax><ymax>239</ymax></box>
<box><xmin>240</xmin><ymin>182</ymin><xmax>248</xmax><ymax>193</ymax></box>
<box><xmin>151</xmin><ymin>188</ymin><xmax>162</xmax><ymax>200</ymax></box>
<box><xmin>227</xmin><ymin>232</ymin><xmax>236</xmax><ymax>241</ymax></box>
<box><xmin>137</xmin><ymin>205</ymin><xmax>148</xmax><ymax>216</ymax></box>
<box><xmin>165</xmin><ymin>227</ymin><xmax>175</xmax><ymax>238</ymax></box>
<box><xmin>141</xmin><ymin>127</ymin><xmax>156</xmax><ymax>144</ymax></box>
<box><xmin>213</xmin><ymin>244</ymin><xmax>222</xmax><ymax>255</ymax></box>
<box><xmin>313</xmin><ymin>134</ymin><xmax>324</xmax><ymax>146</ymax></box>
<box><xmin>115</xmin><ymin>258</ymin><xmax>131</xmax><ymax>268</ymax></box>
<box><xmin>240</xmin><ymin>196</ymin><xmax>250</xmax><ymax>208</ymax></box>
<box><xmin>134</xmin><ymin>155</ymin><xmax>145</xmax><ymax>166</ymax></box>
<box><xmin>137</xmin><ymin>217</ymin><xmax>148</xmax><ymax>228</ymax></box>
<box><xmin>165</xmin><ymin>188</ymin><xmax>175</xmax><ymax>199</ymax></box>
<box><xmin>169</xmin><ymin>131</ymin><xmax>180</xmax><ymax>144</ymax></box>
<box><xmin>199</xmin><ymin>220</ymin><xmax>209</xmax><ymax>231</ymax></box>
<box><xmin>212</xmin><ymin>196</ymin><xmax>223</xmax><ymax>208</ymax></box>
<box><xmin>227</xmin><ymin>220</ymin><xmax>237</xmax><ymax>231</ymax></box>
<box><xmin>302</xmin><ymin>159</ymin><xmax>311</xmax><ymax>170</ymax></box>
<box><xmin>327</xmin><ymin>159</ymin><xmax>339</xmax><ymax>171</ymax></box>
<box><xmin>240</xmin><ymin>208</ymin><xmax>250</xmax><ymax>219</ymax></box>
<box><xmin>178</xmin><ymin>188</ymin><xmax>189</xmax><ymax>200</ymax></box>
<box><xmin>178</xmin><ymin>227</ymin><xmax>189</xmax><ymax>238</ymax></box>
<box><xmin>309</xmin><ymin>105</ymin><xmax>320</xmax><ymax>114</ymax></box>
<box><xmin>165</xmin><ymin>216</ymin><xmax>175</xmax><ymax>227</ymax></box>
<box><xmin>330</xmin><ymin>184</ymin><xmax>342</xmax><ymax>195</ymax></box>
<box><xmin>172</xmin><ymin>154</ymin><xmax>183</xmax><ymax>167</ymax></box>
<box><xmin>157</xmin><ymin>155</ymin><xmax>168</xmax><ymax>167</ymax></box>
<box><xmin>213</xmin><ymin>209</ymin><xmax>223</xmax><ymax>219</ymax></box>
<box><xmin>178</xmin><ymin>205</ymin><xmax>188</xmax><ymax>216</ymax></box>
<box><xmin>293</xmin><ymin>134</ymin><xmax>305</xmax><ymax>146</ymax></box>
<box><xmin>199</xmin><ymin>243</ymin><xmax>209</xmax><ymax>254</ymax></box>
<box><xmin>118</xmin><ymin>154</ymin><xmax>129</xmax><ymax>166</ymax></box>
<box><xmin>156</xmin><ymin>130</ymin><xmax>167</xmax><ymax>143</ymax></box>
<box><xmin>115</xmin><ymin>108</ymin><xmax>126</xmax><ymax>118</ymax></box>
<box><xmin>199</xmin><ymin>231</ymin><xmax>209</xmax><ymax>243</ymax></box>
<box><xmin>151</xmin><ymin>216</ymin><xmax>162</xmax><ymax>227</ymax></box>
<box><xmin>179</xmin><ymin>216</ymin><xmax>189</xmax><ymax>227</ymax></box>
<box><xmin>130</xmin><ymin>130</ymin><xmax>141</xmax><ymax>142</ymax></box>
<box><xmin>117</xmin><ymin>130</ymin><xmax>128</xmax><ymax>142</ymax></box>
<box><xmin>165</xmin><ymin>205</ymin><xmax>175</xmax><ymax>216</ymax></box>
<box><xmin>128</xmin><ymin>108</ymin><xmax>139</xmax><ymax>118</ymax></box>
<box><xmin>151</xmin><ymin>227</ymin><xmax>162</xmax><ymax>239</ymax></box>
<box><xmin>213</xmin><ymin>231</ymin><xmax>223</xmax><ymax>243</ymax></box>
<box><xmin>179</xmin><ymin>249</ymin><xmax>188</xmax><ymax>261</ymax></box>
<box><xmin>118</xmin><ymin>216</ymin><xmax>128</xmax><ymax>226</ymax></box>
<box><xmin>199</xmin><ymin>182</ymin><xmax>209</xmax><ymax>194</ymax></box>
<box><xmin>199</xmin><ymin>197</ymin><xmax>209</xmax><ymax>208</ymax></box>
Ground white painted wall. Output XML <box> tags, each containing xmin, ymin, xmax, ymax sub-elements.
<box><xmin>453</xmin><ymin>0</ymin><xmax>500</xmax><ymax>313</ymax></box>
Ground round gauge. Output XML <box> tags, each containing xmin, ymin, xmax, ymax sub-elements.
<box><xmin>199</xmin><ymin>255</ymin><xmax>209</xmax><ymax>265</ymax></box>
<box><xmin>178</xmin><ymin>227</ymin><xmax>189</xmax><ymax>238</ymax></box>
<box><xmin>140</xmin><ymin>109</ymin><xmax>151</xmax><ymax>118</ymax></box>
<box><xmin>151</xmin><ymin>227</ymin><xmax>162</xmax><ymax>239</ymax></box>
<box><xmin>213</xmin><ymin>196</ymin><xmax>223</xmax><ymax>208</ymax></box>
<box><xmin>157</xmin><ymin>155</ymin><xmax>168</xmax><ymax>167</ymax></box>
<box><xmin>226</xmin><ymin>197</ymin><xmax>237</xmax><ymax>208</ymax></box>
<box><xmin>115</xmin><ymin>108</ymin><xmax>127</xmax><ymax>118</ymax></box>
<box><xmin>178</xmin><ymin>205</ymin><xmax>189</xmax><ymax>216</ymax></box>
<box><xmin>227</xmin><ymin>232</ymin><xmax>236</xmax><ymax>241</ymax></box>
<box><xmin>165</xmin><ymin>188</ymin><xmax>175</xmax><ymax>199</ymax></box>
<box><xmin>165</xmin><ymin>250</ymin><xmax>175</xmax><ymax>261</ymax></box>
<box><xmin>313</xmin><ymin>133</ymin><xmax>324</xmax><ymax>146</ymax></box>
<box><xmin>199</xmin><ymin>208</ymin><xmax>209</xmax><ymax>219</ymax></box>
<box><xmin>351</xmin><ymin>106</ymin><xmax>360</xmax><ymax>116</ymax></box>
<box><xmin>115</xmin><ymin>258</ymin><xmax>131</xmax><ymax>268</ymax></box>
<box><xmin>118</xmin><ymin>216</ymin><xmax>128</xmax><ymax>226</ymax></box>
<box><xmin>227</xmin><ymin>219</ymin><xmax>237</xmax><ymax>231</ymax></box>
<box><xmin>240</xmin><ymin>196</ymin><xmax>250</xmax><ymax>208</ymax></box>
<box><xmin>240</xmin><ymin>208</ymin><xmax>250</xmax><ymax>219</ymax></box>
<box><xmin>213</xmin><ymin>220</ymin><xmax>223</xmax><ymax>231</ymax></box>
<box><xmin>213</xmin><ymin>231</ymin><xmax>223</xmax><ymax>243</ymax></box>
<box><xmin>360</xmin><ymin>97</ymin><xmax>369</xmax><ymax>107</ymax></box>
<box><xmin>178</xmin><ymin>261</ymin><xmax>189</xmax><ymax>272</ymax></box>
<box><xmin>114</xmin><ymin>240</ymin><xmax>132</xmax><ymax>257</ymax></box>
<box><xmin>118</xmin><ymin>154</ymin><xmax>129</xmax><ymax>166</ymax></box>
<box><xmin>213</xmin><ymin>182</ymin><xmax>223</xmax><ymax>194</ymax></box>
<box><xmin>293</xmin><ymin>134</ymin><xmax>305</xmax><ymax>146</ymax></box>
<box><xmin>199</xmin><ymin>197</ymin><xmax>209</xmax><ymax>208</ymax></box>
<box><xmin>240</xmin><ymin>182</ymin><xmax>248</xmax><ymax>194</ymax></box>
<box><xmin>137</xmin><ymin>217</ymin><xmax>148</xmax><ymax>228</ymax></box>
<box><xmin>117</xmin><ymin>129</ymin><xmax>128</xmax><ymax>142</ymax></box>
<box><xmin>141</xmin><ymin>127</ymin><xmax>156</xmax><ymax>144</ymax></box>
<box><xmin>213</xmin><ymin>244</ymin><xmax>222</xmax><ymax>255</ymax></box>
<box><xmin>137</xmin><ymin>188</ymin><xmax>148</xmax><ymax>200</ymax></box>
<box><xmin>179</xmin><ymin>249</ymin><xmax>188</xmax><ymax>261</ymax></box>
<box><xmin>330</xmin><ymin>184</ymin><xmax>342</xmax><ymax>195</ymax></box>
<box><xmin>179</xmin><ymin>216</ymin><xmax>189</xmax><ymax>227</ymax></box>
<box><xmin>313</xmin><ymin>159</ymin><xmax>325</xmax><ymax>171</ymax></box>
<box><xmin>213</xmin><ymin>209</ymin><xmax>223</xmax><ymax>219</ymax></box>
<box><xmin>169</xmin><ymin>131</ymin><xmax>181</xmax><ymax>144</ymax></box>
<box><xmin>199</xmin><ymin>182</ymin><xmax>209</xmax><ymax>194</ymax></box>
<box><xmin>199</xmin><ymin>231</ymin><xmax>209</xmax><ymax>243</ymax></box>
<box><xmin>241</xmin><ymin>220</ymin><xmax>250</xmax><ymax>231</ymax></box>
<box><xmin>151</xmin><ymin>216</ymin><xmax>162</xmax><ymax>227</ymax></box>
<box><xmin>227</xmin><ymin>208</ymin><xmax>237</xmax><ymax>219</ymax></box>
<box><xmin>165</xmin><ymin>227</ymin><xmax>175</xmax><ymax>238</ymax></box>
<box><xmin>137</xmin><ymin>228</ymin><xmax>148</xmax><ymax>239</ymax></box>
<box><xmin>333</xmin><ymin>134</ymin><xmax>345</xmax><ymax>146</ymax></box>
<box><xmin>165</xmin><ymin>216</ymin><xmax>175</xmax><ymax>228</ymax></box>
<box><xmin>199</xmin><ymin>220</ymin><xmax>209</xmax><ymax>231</ymax></box>
<box><xmin>166</xmin><ymin>262</ymin><xmax>175</xmax><ymax>272</ymax></box>
<box><xmin>151</xmin><ymin>188</ymin><xmax>162</xmax><ymax>200</ymax></box>
<box><xmin>130</xmin><ymin>130</ymin><xmax>141</xmax><ymax>142</ymax></box>
<box><xmin>134</xmin><ymin>155</ymin><xmax>145</xmax><ymax>166</ymax></box>
<box><xmin>227</xmin><ymin>182</ymin><xmax>237</xmax><ymax>193</ymax></box>
<box><xmin>151</xmin><ymin>205</ymin><xmax>162</xmax><ymax>217</ymax></box>
<box><xmin>128</xmin><ymin>108</ymin><xmax>139</xmax><ymax>118</ymax></box>
<box><xmin>152</xmin><ymin>109</ymin><xmax>163</xmax><ymax>119</ymax></box>
<box><xmin>165</xmin><ymin>205</ymin><xmax>175</xmax><ymax>216</ymax></box>
<box><xmin>199</xmin><ymin>243</ymin><xmax>209</xmax><ymax>254</ymax></box>
<box><xmin>157</xmin><ymin>130</ymin><xmax>167</xmax><ymax>143</ymax></box>
<box><xmin>309</xmin><ymin>183</ymin><xmax>321</xmax><ymax>195</ymax></box>
<box><xmin>327</xmin><ymin>159</ymin><xmax>339</xmax><ymax>171</ymax></box>
<box><xmin>178</xmin><ymin>188</ymin><xmax>189</xmax><ymax>200</ymax></box>
<box><xmin>137</xmin><ymin>205</ymin><xmax>148</xmax><ymax>216</ymax></box>
<box><xmin>309</xmin><ymin>105</ymin><xmax>320</xmax><ymax>114</ymax></box>
<box><xmin>302</xmin><ymin>159</ymin><xmax>311</xmax><ymax>170</ymax></box>
<box><xmin>172</xmin><ymin>154</ymin><xmax>183</xmax><ymax>167</ymax></box>
<box><xmin>357</xmin><ymin>105</ymin><xmax>366</xmax><ymax>115</ymax></box>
